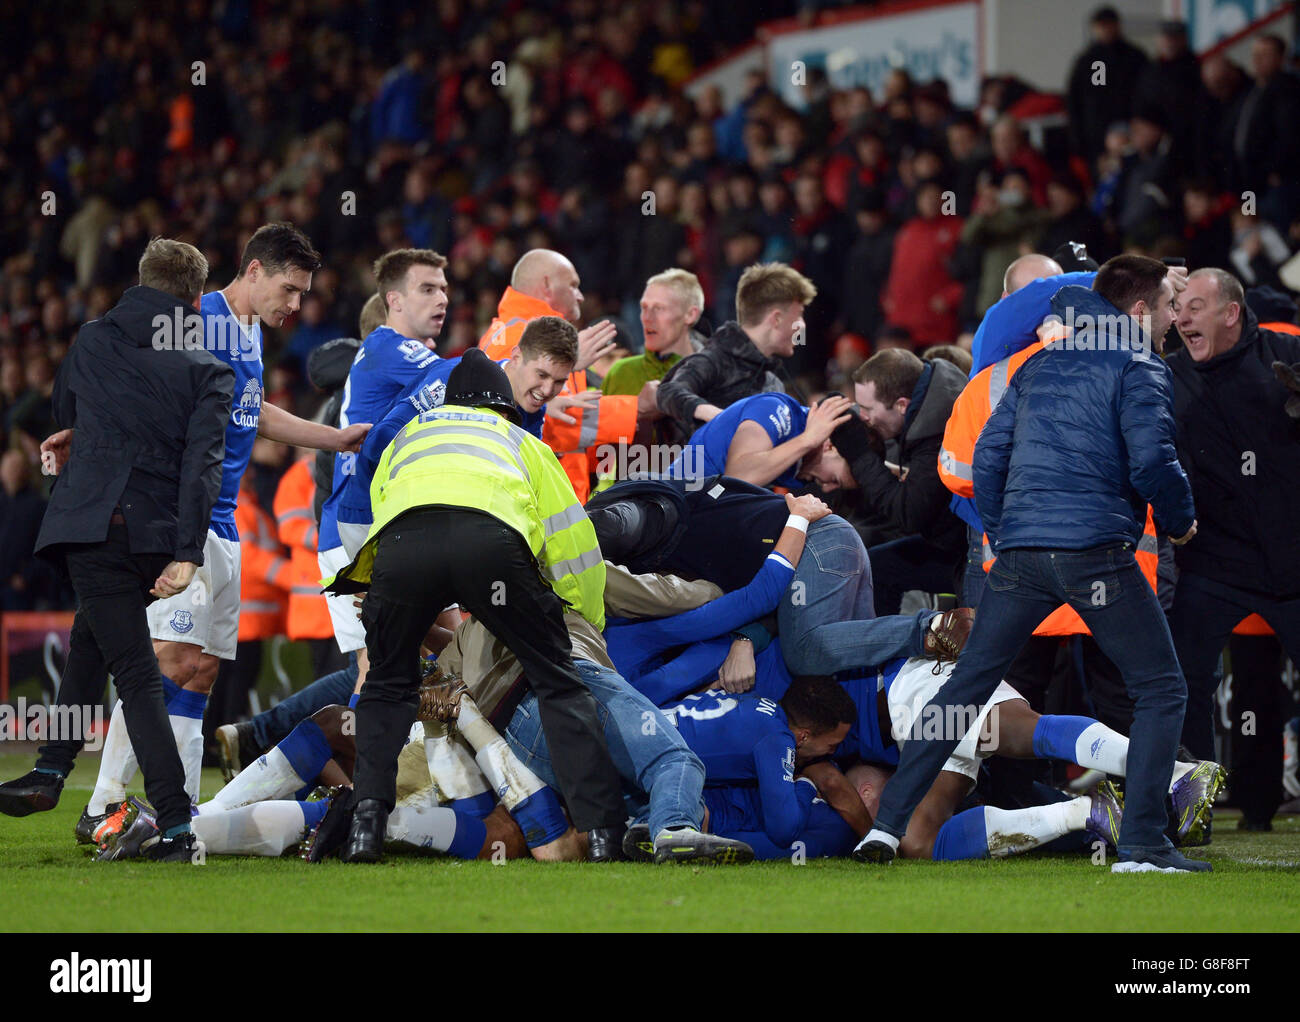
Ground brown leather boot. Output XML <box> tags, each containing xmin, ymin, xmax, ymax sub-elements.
<box><xmin>923</xmin><ymin>607</ymin><xmax>975</xmax><ymax>673</ymax></box>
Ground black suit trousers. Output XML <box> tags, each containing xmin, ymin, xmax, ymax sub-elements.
<box><xmin>352</xmin><ymin>508</ymin><xmax>625</xmax><ymax>831</ymax></box>
<box><xmin>36</xmin><ymin>525</ymin><xmax>192</xmax><ymax>831</ymax></box>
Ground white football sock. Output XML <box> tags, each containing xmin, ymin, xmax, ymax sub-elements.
<box><xmin>422</xmin><ymin>719</ymin><xmax>489</xmax><ymax>803</ymax></box>
<box><xmin>89</xmin><ymin>700</ymin><xmax>135</xmax><ymax>814</ymax></box>
<box><xmin>1074</xmin><ymin>723</ymin><xmax>1198</xmax><ymax>792</ymax></box>
<box><xmin>457</xmin><ymin>697</ymin><xmax>545</xmax><ymax>811</ymax></box>
<box><xmin>191</xmin><ymin>801</ymin><xmax>307</xmax><ymax>857</ymax></box>
<box><xmin>171</xmin><ymin>710</ymin><xmax>205</xmax><ymax>806</ymax></box>
<box><xmin>386</xmin><ymin>804</ymin><xmax>460</xmax><ymax>851</ymax></box>
<box><xmin>983</xmin><ymin>798</ymin><xmax>1088</xmax><ymax>858</ymax></box>
<box><xmin>204</xmin><ymin>746</ymin><xmax>303</xmax><ymax>811</ymax></box>
<box><xmin>1072</xmin><ymin>722</ymin><xmax>1129</xmax><ymax>776</ymax></box>
<box><xmin>89</xmin><ymin>698</ymin><xmax>197</xmax><ymax>812</ymax></box>
<box><xmin>1169</xmin><ymin>761</ymin><xmax>1196</xmax><ymax>790</ymax></box>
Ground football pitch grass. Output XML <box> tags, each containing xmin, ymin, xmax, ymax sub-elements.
<box><xmin>2</xmin><ymin>751</ymin><xmax>1298</xmax><ymax>932</ymax></box>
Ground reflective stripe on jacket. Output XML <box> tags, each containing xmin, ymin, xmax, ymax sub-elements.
<box><xmin>945</xmin><ymin>332</ymin><xmax>1159</xmax><ymax>637</ymax></box>
<box><xmin>479</xmin><ymin>286</ymin><xmax>636</xmax><ymax>502</ymax></box>
<box><xmin>274</xmin><ymin>457</ymin><xmax>333</xmax><ymax>640</ymax></box>
<box><xmin>328</xmin><ymin>404</ymin><xmax>606</xmax><ymax>629</ymax></box>
<box><xmin>235</xmin><ymin>484</ymin><xmax>289</xmax><ymax>640</ymax></box>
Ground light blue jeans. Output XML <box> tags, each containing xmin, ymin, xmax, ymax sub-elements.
<box><xmin>504</xmin><ymin>659</ymin><xmax>704</xmax><ymax>837</ymax></box>
<box><xmin>248</xmin><ymin>653</ymin><xmax>358</xmax><ymax>750</ymax></box>
<box><xmin>779</xmin><ymin>515</ymin><xmax>933</xmax><ymax>676</ymax></box>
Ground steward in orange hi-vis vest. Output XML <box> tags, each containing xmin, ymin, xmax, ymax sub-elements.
<box><xmin>479</xmin><ymin>286</ymin><xmax>636</xmax><ymax>502</ymax></box>
<box><xmin>939</xmin><ymin>329</ymin><xmax>1159</xmax><ymax>638</ymax></box>
<box><xmin>234</xmin><ymin>477</ymin><xmax>289</xmax><ymax>641</ymax></box>
<box><xmin>274</xmin><ymin>456</ymin><xmax>334</xmax><ymax>641</ymax></box>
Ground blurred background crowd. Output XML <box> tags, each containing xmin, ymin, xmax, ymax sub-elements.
<box><xmin>1</xmin><ymin>0</ymin><xmax>1297</xmax><ymax>608</ymax></box>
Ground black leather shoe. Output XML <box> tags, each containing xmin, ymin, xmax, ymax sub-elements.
<box><xmin>146</xmin><ymin>830</ymin><xmax>204</xmax><ymax>863</ymax></box>
<box><xmin>0</xmin><ymin>769</ymin><xmax>64</xmax><ymax>817</ymax></box>
<box><xmin>341</xmin><ymin>798</ymin><xmax>388</xmax><ymax>863</ymax></box>
<box><xmin>302</xmin><ymin>788</ymin><xmax>356</xmax><ymax>862</ymax></box>
<box><xmin>587</xmin><ymin>825</ymin><xmax>629</xmax><ymax>862</ymax></box>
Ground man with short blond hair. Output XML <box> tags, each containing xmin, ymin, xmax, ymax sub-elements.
<box><xmin>657</xmin><ymin>262</ymin><xmax>812</xmax><ymax>440</ymax></box>
<box><xmin>69</xmin><ymin>225</ymin><xmax>367</xmax><ymax>846</ymax></box>
<box><xmin>602</xmin><ymin>269</ymin><xmax>705</xmax><ymax>398</ymax></box>
<box><xmin>138</xmin><ymin>236</ymin><xmax>210</xmax><ymax>300</ymax></box>
<box><xmin>358</xmin><ymin>293</ymin><xmax>386</xmax><ymax>338</ymax></box>
<box><xmin>734</xmin><ymin>262</ymin><xmax>818</xmax><ymax>328</ymax></box>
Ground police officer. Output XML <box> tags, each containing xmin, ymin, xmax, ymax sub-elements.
<box><xmin>327</xmin><ymin>348</ymin><xmax>627</xmax><ymax>861</ymax></box>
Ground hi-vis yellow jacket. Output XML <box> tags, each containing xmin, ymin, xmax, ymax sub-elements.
<box><xmin>324</xmin><ymin>404</ymin><xmax>606</xmax><ymax>629</ymax></box>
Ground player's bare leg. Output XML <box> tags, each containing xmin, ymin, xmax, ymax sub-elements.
<box><xmin>979</xmin><ymin>698</ymin><xmax>1222</xmax><ymax>843</ymax></box>
<box><xmin>898</xmin><ymin>770</ymin><xmax>971</xmax><ymax>860</ymax></box>
<box><xmin>478</xmin><ymin>804</ymin><xmax>530</xmax><ymax>860</ymax></box>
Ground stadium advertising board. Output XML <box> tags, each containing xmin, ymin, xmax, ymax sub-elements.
<box><xmin>766</xmin><ymin>1</ymin><xmax>981</xmax><ymax>108</ymax></box>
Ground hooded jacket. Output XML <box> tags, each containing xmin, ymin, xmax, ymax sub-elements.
<box><xmin>656</xmin><ymin>320</ymin><xmax>788</xmax><ymax>440</ymax></box>
<box><xmin>845</xmin><ymin>357</ymin><xmax>968</xmax><ymax>551</ymax></box>
<box><xmin>35</xmin><ymin>286</ymin><xmax>234</xmax><ymax>564</ymax></box>
<box><xmin>1167</xmin><ymin>307</ymin><xmax>1300</xmax><ymax>596</ymax></box>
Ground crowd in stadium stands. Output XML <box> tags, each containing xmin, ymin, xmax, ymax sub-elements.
<box><xmin>0</xmin><ymin>2</ymin><xmax>1298</xmax><ymax>778</ymax></box>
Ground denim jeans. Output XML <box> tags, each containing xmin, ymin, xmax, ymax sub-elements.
<box><xmin>874</xmin><ymin>544</ymin><xmax>1187</xmax><ymax>852</ymax></box>
<box><xmin>961</xmin><ymin>525</ymin><xmax>987</xmax><ymax>609</ymax></box>
<box><xmin>779</xmin><ymin>515</ymin><xmax>931</xmax><ymax>676</ymax></box>
<box><xmin>1169</xmin><ymin>570</ymin><xmax>1300</xmax><ymax>759</ymax></box>
<box><xmin>247</xmin><ymin>652</ymin><xmax>358</xmax><ymax>751</ymax></box>
<box><xmin>504</xmin><ymin>659</ymin><xmax>705</xmax><ymax>837</ymax></box>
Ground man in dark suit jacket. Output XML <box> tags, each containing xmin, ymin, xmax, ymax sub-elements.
<box><xmin>0</xmin><ymin>238</ymin><xmax>233</xmax><ymax>862</ymax></box>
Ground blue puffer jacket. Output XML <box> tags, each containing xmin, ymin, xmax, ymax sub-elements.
<box><xmin>972</xmin><ymin>284</ymin><xmax>1195</xmax><ymax>552</ymax></box>
<box><xmin>968</xmin><ymin>271</ymin><xmax>1096</xmax><ymax>376</ymax></box>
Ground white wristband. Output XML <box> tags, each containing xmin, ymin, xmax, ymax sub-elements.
<box><xmin>785</xmin><ymin>514</ymin><xmax>810</xmax><ymax>534</ymax></box>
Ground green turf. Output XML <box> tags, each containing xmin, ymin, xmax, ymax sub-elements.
<box><xmin>2</xmin><ymin>750</ymin><xmax>1297</xmax><ymax>932</ymax></box>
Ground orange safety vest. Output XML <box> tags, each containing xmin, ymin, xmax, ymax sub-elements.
<box><xmin>1261</xmin><ymin>320</ymin><xmax>1300</xmax><ymax>336</ymax></box>
<box><xmin>1233</xmin><ymin>613</ymin><xmax>1275</xmax><ymax>636</ymax></box>
<box><xmin>273</xmin><ymin>457</ymin><xmax>334</xmax><ymax>641</ymax></box>
<box><xmin>939</xmin><ymin>333</ymin><xmax>1159</xmax><ymax>637</ymax></box>
<box><xmin>479</xmin><ymin>286</ymin><xmax>637</xmax><ymax>502</ymax></box>
<box><xmin>234</xmin><ymin>482</ymin><xmax>289</xmax><ymax>641</ymax></box>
